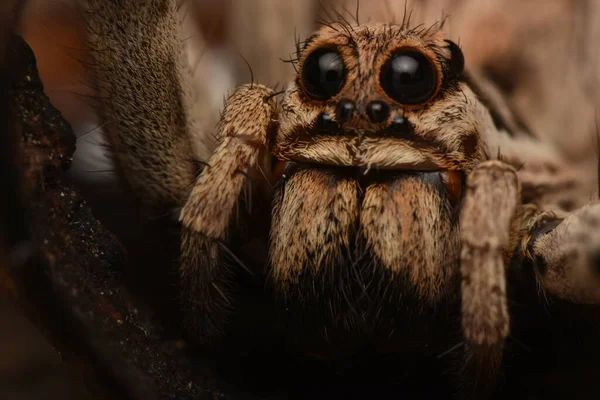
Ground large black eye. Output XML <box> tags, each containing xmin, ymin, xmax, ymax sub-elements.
<box><xmin>301</xmin><ymin>48</ymin><xmax>345</xmax><ymax>100</ymax></box>
<box><xmin>380</xmin><ymin>50</ymin><xmax>437</xmax><ymax>105</ymax></box>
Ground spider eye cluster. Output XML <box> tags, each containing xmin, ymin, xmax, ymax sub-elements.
<box><xmin>380</xmin><ymin>50</ymin><xmax>437</xmax><ymax>105</ymax></box>
<box><xmin>301</xmin><ymin>48</ymin><xmax>345</xmax><ymax>100</ymax></box>
<box><xmin>299</xmin><ymin>41</ymin><xmax>464</xmax><ymax>105</ymax></box>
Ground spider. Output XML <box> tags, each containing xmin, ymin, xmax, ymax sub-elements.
<box><xmin>78</xmin><ymin>0</ymin><xmax>600</xmax><ymax>397</ymax></box>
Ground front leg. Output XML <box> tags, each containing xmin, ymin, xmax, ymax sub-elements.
<box><xmin>179</xmin><ymin>84</ymin><xmax>276</xmax><ymax>342</ymax></box>
<box><xmin>459</xmin><ymin>160</ymin><xmax>521</xmax><ymax>393</ymax></box>
<box><xmin>460</xmin><ymin>161</ymin><xmax>521</xmax><ymax>346</ymax></box>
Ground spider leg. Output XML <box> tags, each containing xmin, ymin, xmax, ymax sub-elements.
<box><xmin>485</xmin><ymin>120</ymin><xmax>591</xmax><ymax>214</ymax></box>
<box><xmin>521</xmin><ymin>201</ymin><xmax>600</xmax><ymax>303</ymax></box>
<box><xmin>459</xmin><ymin>160</ymin><xmax>521</xmax><ymax>384</ymax></box>
<box><xmin>79</xmin><ymin>0</ymin><xmax>203</xmax><ymax>215</ymax></box>
<box><xmin>179</xmin><ymin>83</ymin><xmax>276</xmax><ymax>341</ymax></box>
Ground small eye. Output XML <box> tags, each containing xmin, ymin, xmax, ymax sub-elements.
<box><xmin>445</xmin><ymin>40</ymin><xmax>464</xmax><ymax>78</ymax></box>
<box><xmin>380</xmin><ymin>50</ymin><xmax>437</xmax><ymax>105</ymax></box>
<box><xmin>301</xmin><ymin>48</ymin><xmax>345</xmax><ymax>100</ymax></box>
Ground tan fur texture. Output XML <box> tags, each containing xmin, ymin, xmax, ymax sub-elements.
<box><xmin>270</xmin><ymin>168</ymin><xmax>359</xmax><ymax>288</ymax></box>
<box><xmin>275</xmin><ymin>25</ymin><xmax>488</xmax><ymax>174</ymax></box>
<box><xmin>460</xmin><ymin>161</ymin><xmax>520</xmax><ymax>346</ymax></box>
<box><xmin>360</xmin><ymin>176</ymin><xmax>458</xmax><ymax>302</ymax></box>
<box><xmin>265</xmin><ymin>23</ymin><xmax>480</xmax><ymax>315</ymax></box>
<box><xmin>526</xmin><ymin>202</ymin><xmax>600</xmax><ymax>304</ymax></box>
<box><xmin>178</xmin><ymin>83</ymin><xmax>275</xmax><ymax>339</ymax></box>
<box><xmin>180</xmin><ymin>83</ymin><xmax>276</xmax><ymax>236</ymax></box>
<box><xmin>79</xmin><ymin>0</ymin><xmax>199</xmax><ymax>214</ymax></box>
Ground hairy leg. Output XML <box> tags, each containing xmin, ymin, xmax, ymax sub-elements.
<box><xmin>487</xmin><ymin>129</ymin><xmax>589</xmax><ymax>214</ymax></box>
<box><xmin>180</xmin><ymin>83</ymin><xmax>276</xmax><ymax>341</ymax></box>
<box><xmin>459</xmin><ymin>161</ymin><xmax>520</xmax><ymax>390</ymax></box>
<box><xmin>458</xmin><ymin>160</ymin><xmax>520</xmax><ymax>397</ymax></box>
<box><xmin>460</xmin><ymin>161</ymin><xmax>521</xmax><ymax>346</ymax></box>
<box><xmin>522</xmin><ymin>202</ymin><xmax>600</xmax><ymax>304</ymax></box>
<box><xmin>79</xmin><ymin>0</ymin><xmax>200</xmax><ymax>215</ymax></box>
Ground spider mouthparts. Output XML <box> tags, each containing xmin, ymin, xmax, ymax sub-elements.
<box><xmin>440</xmin><ymin>170</ymin><xmax>463</xmax><ymax>206</ymax></box>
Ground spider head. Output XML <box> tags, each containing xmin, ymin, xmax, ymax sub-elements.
<box><xmin>273</xmin><ymin>23</ymin><xmax>494</xmax><ymax>204</ymax></box>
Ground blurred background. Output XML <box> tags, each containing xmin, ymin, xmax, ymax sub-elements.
<box><xmin>3</xmin><ymin>0</ymin><xmax>600</xmax><ymax>397</ymax></box>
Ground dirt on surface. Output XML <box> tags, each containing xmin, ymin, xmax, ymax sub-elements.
<box><xmin>1</xmin><ymin>34</ymin><xmax>253</xmax><ymax>400</ymax></box>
